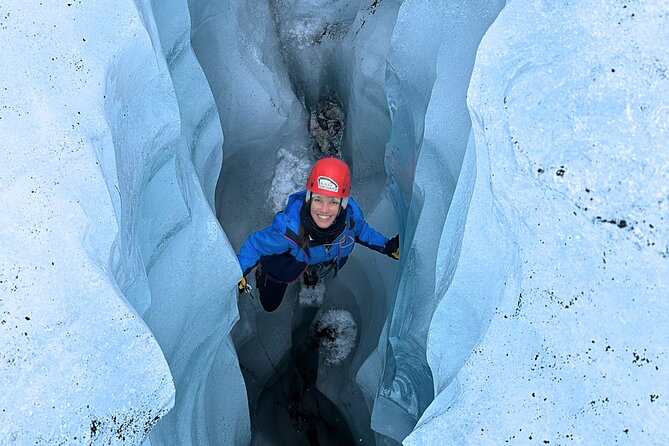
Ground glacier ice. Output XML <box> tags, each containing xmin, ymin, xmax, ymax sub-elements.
<box><xmin>105</xmin><ymin>0</ymin><xmax>250</xmax><ymax>444</ymax></box>
<box><xmin>371</xmin><ymin>0</ymin><xmax>506</xmax><ymax>440</ymax></box>
<box><xmin>406</xmin><ymin>0</ymin><xmax>669</xmax><ymax>444</ymax></box>
<box><xmin>3</xmin><ymin>0</ymin><xmax>669</xmax><ymax>443</ymax></box>
<box><xmin>2</xmin><ymin>0</ymin><xmax>251</xmax><ymax>443</ymax></box>
<box><xmin>0</xmin><ymin>0</ymin><xmax>175</xmax><ymax>442</ymax></box>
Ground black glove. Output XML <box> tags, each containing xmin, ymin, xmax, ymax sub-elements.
<box><xmin>303</xmin><ymin>267</ymin><xmax>319</xmax><ymax>287</ymax></box>
<box><xmin>384</xmin><ymin>235</ymin><xmax>400</xmax><ymax>260</ymax></box>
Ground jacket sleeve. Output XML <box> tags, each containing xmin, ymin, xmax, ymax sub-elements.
<box><xmin>347</xmin><ymin>199</ymin><xmax>389</xmax><ymax>254</ymax></box>
<box><xmin>237</xmin><ymin>224</ymin><xmax>291</xmax><ymax>277</ymax></box>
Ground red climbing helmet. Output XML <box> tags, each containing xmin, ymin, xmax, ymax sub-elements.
<box><xmin>306</xmin><ymin>157</ymin><xmax>351</xmax><ymax>199</ymax></box>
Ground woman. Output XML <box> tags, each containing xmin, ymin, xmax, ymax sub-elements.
<box><xmin>237</xmin><ymin>157</ymin><xmax>399</xmax><ymax>312</ymax></box>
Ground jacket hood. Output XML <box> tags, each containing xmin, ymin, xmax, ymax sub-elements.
<box><xmin>286</xmin><ymin>189</ymin><xmax>308</xmax><ymax>208</ymax></box>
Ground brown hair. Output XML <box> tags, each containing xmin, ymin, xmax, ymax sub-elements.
<box><xmin>297</xmin><ymin>224</ymin><xmax>309</xmax><ymax>250</ymax></box>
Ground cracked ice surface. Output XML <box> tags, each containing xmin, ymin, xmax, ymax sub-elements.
<box><xmin>406</xmin><ymin>0</ymin><xmax>669</xmax><ymax>444</ymax></box>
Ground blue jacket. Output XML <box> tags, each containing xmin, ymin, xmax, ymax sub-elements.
<box><xmin>237</xmin><ymin>190</ymin><xmax>389</xmax><ymax>283</ymax></box>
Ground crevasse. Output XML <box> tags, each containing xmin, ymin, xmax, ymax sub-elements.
<box><xmin>109</xmin><ymin>0</ymin><xmax>506</xmax><ymax>444</ymax></box>
<box><xmin>4</xmin><ymin>0</ymin><xmax>668</xmax><ymax>443</ymax></box>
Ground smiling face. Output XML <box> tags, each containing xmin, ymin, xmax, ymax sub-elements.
<box><xmin>310</xmin><ymin>194</ymin><xmax>341</xmax><ymax>229</ymax></box>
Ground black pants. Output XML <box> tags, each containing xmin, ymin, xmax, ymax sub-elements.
<box><xmin>255</xmin><ymin>265</ymin><xmax>289</xmax><ymax>312</ymax></box>
<box><xmin>255</xmin><ymin>259</ymin><xmax>340</xmax><ymax>312</ymax></box>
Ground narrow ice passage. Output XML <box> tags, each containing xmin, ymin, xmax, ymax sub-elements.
<box><xmin>97</xmin><ymin>0</ymin><xmax>506</xmax><ymax>443</ymax></box>
<box><xmin>184</xmin><ymin>0</ymin><xmax>506</xmax><ymax>444</ymax></box>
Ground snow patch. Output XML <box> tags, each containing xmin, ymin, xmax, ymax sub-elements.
<box><xmin>266</xmin><ymin>147</ymin><xmax>313</xmax><ymax>213</ymax></box>
<box><xmin>312</xmin><ymin>309</ymin><xmax>358</xmax><ymax>366</ymax></box>
<box><xmin>298</xmin><ymin>281</ymin><xmax>327</xmax><ymax>307</ymax></box>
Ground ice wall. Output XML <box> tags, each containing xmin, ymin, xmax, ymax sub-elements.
<box><xmin>0</xmin><ymin>1</ymin><xmax>175</xmax><ymax>442</ymax></box>
<box><xmin>372</xmin><ymin>0</ymin><xmax>505</xmax><ymax>440</ymax></box>
<box><xmin>406</xmin><ymin>0</ymin><xmax>669</xmax><ymax>443</ymax></box>
<box><xmin>331</xmin><ymin>0</ymin><xmax>400</xmax><ymax>200</ymax></box>
<box><xmin>1</xmin><ymin>0</ymin><xmax>251</xmax><ymax>443</ymax></box>
<box><xmin>103</xmin><ymin>0</ymin><xmax>250</xmax><ymax>444</ymax></box>
<box><xmin>189</xmin><ymin>0</ymin><xmax>310</xmax><ymax>248</ymax></box>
